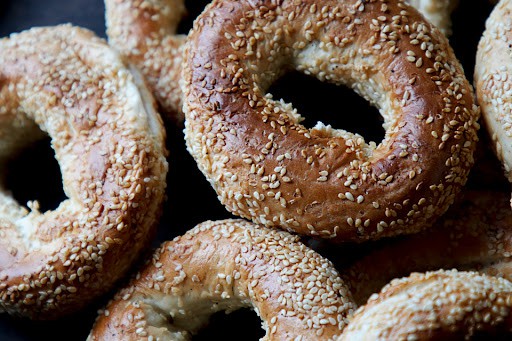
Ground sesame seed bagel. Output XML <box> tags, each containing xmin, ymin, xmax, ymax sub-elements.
<box><xmin>407</xmin><ymin>0</ymin><xmax>458</xmax><ymax>35</ymax></box>
<box><xmin>105</xmin><ymin>0</ymin><xmax>187</xmax><ymax>123</ymax></box>
<box><xmin>0</xmin><ymin>25</ymin><xmax>168</xmax><ymax>318</ymax></box>
<box><xmin>343</xmin><ymin>191</ymin><xmax>512</xmax><ymax>305</ymax></box>
<box><xmin>339</xmin><ymin>270</ymin><xmax>512</xmax><ymax>340</ymax></box>
<box><xmin>183</xmin><ymin>0</ymin><xmax>480</xmax><ymax>242</ymax></box>
<box><xmin>475</xmin><ymin>0</ymin><xmax>512</xmax><ymax>201</ymax></box>
<box><xmin>88</xmin><ymin>219</ymin><xmax>356</xmax><ymax>340</ymax></box>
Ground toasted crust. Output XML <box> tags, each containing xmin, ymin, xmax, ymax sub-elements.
<box><xmin>0</xmin><ymin>25</ymin><xmax>168</xmax><ymax>318</ymax></box>
<box><xmin>88</xmin><ymin>219</ymin><xmax>356</xmax><ymax>340</ymax></box>
<box><xmin>339</xmin><ymin>270</ymin><xmax>512</xmax><ymax>340</ymax></box>
<box><xmin>105</xmin><ymin>0</ymin><xmax>186</xmax><ymax>123</ymax></box>
<box><xmin>183</xmin><ymin>0</ymin><xmax>479</xmax><ymax>242</ymax></box>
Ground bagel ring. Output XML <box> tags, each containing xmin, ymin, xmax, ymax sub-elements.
<box><xmin>105</xmin><ymin>0</ymin><xmax>187</xmax><ymax>123</ymax></box>
<box><xmin>475</xmin><ymin>0</ymin><xmax>512</xmax><ymax>205</ymax></box>
<box><xmin>88</xmin><ymin>219</ymin><xmax>356</xmax><ymax>340</ymax></box>
<box><xmin>339</xmin><ymin>270</ymin><xmax>512</xmax><ymax>339</ymax></box>
<box><xmin>183</xmin><ymin>0</ymin><xmax>480</xmax><ymax>242</ymax></box>
<box><xmin>0</xmin><ymin>25</ymin><xmax>168</xmax><ymax>318</ymax></box>
<box><xmin>343</xmin><ymin>191</ymin><xmax>512</xmax><ymax>305</ymax></box>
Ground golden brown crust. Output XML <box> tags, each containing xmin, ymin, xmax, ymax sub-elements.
<box><xmin>343</xmin><ymin>191</ymin><xmax>512</xmax><ymax>305</ymax></box>
<box><xmin>0</xmin><ymin>25</ymin><xmax>168</xmax><ymax>318</ymax></box>
<box><xmin>88</xmin><ymin>219</ymin><xmax>356</xmax><ymax>340</ymax></box>
<box><xmin>339</xmin><ymin>270</ymin><xmax>512</xmax><ymax>340</ymax></box>
<box><xmin>475</xmin><ymin>0</ymin><xmax>512</xmax><ymax>193</ymax></box>
<box><xmin>105</xmin><ymin>0</ymin><xmax>186</xmax><ymax>123</ymax></box>
<box><xmin>183</xmin><ymin>0</ymin><xmax>480</xmax><ymax>242</ymax></box>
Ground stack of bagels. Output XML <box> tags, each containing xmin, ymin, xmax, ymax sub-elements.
<box><xmin>1</xmin><ymin>0</ymin><xmax>512</xmax><ymax>339</ymax></box>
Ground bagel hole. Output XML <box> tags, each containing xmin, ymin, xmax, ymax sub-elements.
<box><xmin>4</xmin><ymin>136</ymin><xmax>66</xmax><ymax>212</ymax></box>
<box><xmin>267</xmin><ymin>71</ymin><xmax>385</xmax><ymax>144</ymax></box>
<box><xmin>177</xmin><ymin>0</ymin><xmax>212</xmax><ymax>34</ymax></box>
<box><xmin>194</xmin><ymin>308</ymin><xmax>264</xmax><ymax>340</ymax></box>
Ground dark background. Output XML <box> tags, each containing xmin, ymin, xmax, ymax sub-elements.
<box><xmin>0</xmin><ymin>0</ymin><xmax>502</xmax><ymax>340</ymax></box>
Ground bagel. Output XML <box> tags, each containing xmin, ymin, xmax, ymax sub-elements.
<box><xmin>183</xmin><ymin>0</ymin><xmax>480</xmax><ymax>242</ymax></box>
<box><xmin>339</xmin><ymin>270</ymin><xmax>512</xmax><ymax>339</ymax></box>
<box><xmin>343</xmin><ymin>191</ymin><xmax>512</xmax><ymax>305</ymax></box>
<box><xmin>105</xmin><ymin>0</ymin><xmax>186</xmax><ymax>123</ymax></box>
<box><xmin>88</xmin><ymin>219</ymin><xmax>356</xmax><ymax>340</ymax></box>
<box><xmin>0</xmin><ymin>25</ymin><xmax>168</xmax><ymax>318</ymax></box>
<box><xmin>475</xmin><ymin>0</ymin><xmax>512</xmax><ymax>204</ymax></box>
